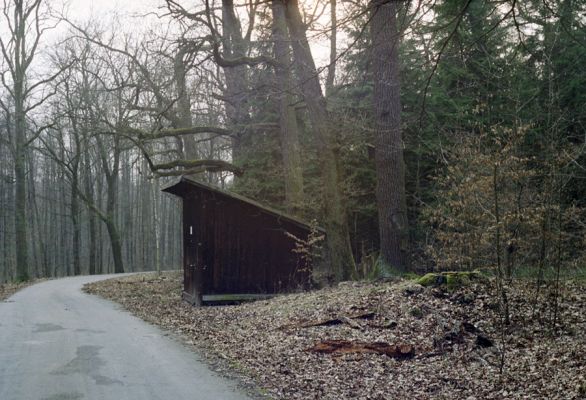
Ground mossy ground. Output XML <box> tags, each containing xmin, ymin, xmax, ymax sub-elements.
<box><xmin>415</xmin><ymin>271</ymin><xmax>487</xmax><ymax>290</ymax></box>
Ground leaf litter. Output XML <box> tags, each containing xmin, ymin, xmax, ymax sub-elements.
<box><xmin>84</xmin><ymin>272</ymin><xmax>586</xmax><ymax>399</ymax></box>
<box><xmin>0</xmin><ymin>279</ymin><xmax>43</xmax><ymax>301</ymax></box>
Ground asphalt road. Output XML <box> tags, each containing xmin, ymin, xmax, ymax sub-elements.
<box><xmin>0</xmin><ymin>275</ymin><xmax>253</xmax><ymax>400</ymax></box>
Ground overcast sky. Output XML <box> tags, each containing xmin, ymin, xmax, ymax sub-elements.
<box><xmin>0</xmin><ymin>0</ymin><xmax>332</xmax><ymax>91</ymax></box>
<box><xmin>59</xmin><ymin>0</ymin><xmax>331</xmax><ymax>65</ymax></box>
<box><xmin>64</xmin><ymin>0</ymin><xmax>161</xmax><ymax>20</ymax></box>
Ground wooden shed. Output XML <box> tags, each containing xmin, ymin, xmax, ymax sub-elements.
<box><xmin>162</xmin><ymin>176</ymin><xmax>319</xmax><ymax>305</ymax></box>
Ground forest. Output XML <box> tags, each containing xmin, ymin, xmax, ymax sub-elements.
<box><xmin>0</xmin><ymin>0</ymin><xmax>585</xmax><ymax>285</ymax></box>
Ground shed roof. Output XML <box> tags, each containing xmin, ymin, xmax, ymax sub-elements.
<box><xmin>162</xmin><ymin>176</ymin><xmax>324</xmax><ymax>233</ymax></box>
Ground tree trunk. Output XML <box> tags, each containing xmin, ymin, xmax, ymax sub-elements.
<box><xmin>104</xmin><ymin>216</ymin><xmax>124</xmax><ymax>274</ymax></box>
<box><xmin>370</xmin><ymin>0</ymin><xmax>409</xmax><ymax>274</ymax></box>
<box><xmin>326</xmin><ymin>0</ymin><xmax>337</xmax><ymax>97</ymax></box>
<box><xmin>152</xmin><ymin>177</ymin><xmax>161</xmax><ymax>275</ymax></box>
<box><xmin>174</xmin><ymin>46</ymin><xmax>197</xmax><ymax>160</ymax></box>
<box><xmin>12</xmin><ymin>0</ymin><xmax>29</xmax><ymax>281</ymax></box>
<box><xmin>71</xmin><ymin>169</ymin><xmax>81</xmax><ymax>275</ymax></box>
<box><xmin>285</xmin><ymin>0</ymin><xmax>355</xmax><ymax>281</ymax></box>
<box><xmin>84</xmin><ymin>147</ymin><xmax>98</xmax><ymax>275</ymax></box>
<box><xmin>221</xmin><ymin>0</ymin><xmax>251</xmax><ymax>164</ymax></box>
<box><xmin>272</xmin><ymin>0</ymin><xmax>305</xmax><ymax>214</ymax></box>
<box><xmin>14</xmin><ymin>76</ymin><xmax>29</xmax><ymax>282</ymax></box>
<box><xmin>105</xmin><ymin>173</ymin><xmax>124</xmax><ymax>274</ymax></box>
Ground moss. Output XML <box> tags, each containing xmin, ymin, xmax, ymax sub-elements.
<box><xmin>416</xmin><ymin>273</ymin><xmax>446</xmax><ymax>287</ymax></box>
<box><xmin>409</xmin><ymin>306</ymin><xmax>424</xmax><ymax>318</ymax></box>
<box><xmin>446</xmin><ymin>272</ymin><xmax>471</xmax><ymax>290</ymax></box>
<box><xmin>402</xmin><ymin>272</ymin><xmax>421</xmax><ymax>281</ymax></box>
<box><xmin>415</xmin><ymin>271</ymin><xmax>486</xmax><ymax>290</ymax></box>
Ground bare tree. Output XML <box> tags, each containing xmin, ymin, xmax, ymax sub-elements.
<box><xmin>0</xmin><ymin>0</ymin><xmax>67</xmax><ymax>281</ymax></box>
<box><xmin>64</xmin><ymin>20</ymin><xmax>242</xmax><ymax>179</ymax></box>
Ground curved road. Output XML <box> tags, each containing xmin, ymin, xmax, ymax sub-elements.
<box><xmin>0</xmin><ymin>275</ymin><xmax>253</xmax><ymax>400</ymax></box>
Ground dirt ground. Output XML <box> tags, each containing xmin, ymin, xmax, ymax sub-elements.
<box><xmin>85</xmin><ymin>272</ymin><xmax>586</xmax><ymax>400</ymax></box>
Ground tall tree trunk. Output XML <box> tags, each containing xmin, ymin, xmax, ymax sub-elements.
<box><xmin>106</xmin><ymin>174</ymin><xmax>124</xmax><ymax>274</ymax></box>
<box><xmin>370</xmin><ymin>0</ymin><xmax>409</xmax><ymax>274</ymax></box>
<box><xmin>272</xmin><ymin>0</ymin><xmax>304</xmax><ymax>214</ymax></box>
<box><xmin>152</xmin><ymin>177</ymin><xmax>161</xmax><ymax>275</ymax></box>
<box><xmin>71</xmin><ymin>169</ymin><xmax>81</xmax><ymax>275</ymax></box>
<box><xmin>93</xmin><ymin>127</ymin><xmax>124</xmax><ymax>275</ymax></box>
<box><xmin>0</xmin><ymin>150</ymin><xmax>10</xmax><ymax>281</ymax></box>
<box><xmin>2</xmin><ymin>0</ymin><xmax>64</xmax><ymax>281</ymax></box>
<box><xmin>326</xmin><ymin>0</ymin><xmax>337</xmax><ymax>97</ymax></box>
<box><xmin>68</xmin><ymin>114</ymin><xmax>82</xmax><ymax>276</ymax></box>
<box><xmin>13</xmin><ymin>0</ymin><xmax>29</xmax><ymax>281</ymax></box>
<box><xmin>221</xmin><ymin>0</ymin><xmax>251</xmax><ymax>164</ymax></box>
<box><xmin>285</xmin><ymin>0</ymin><xmax>355</xmax><ymax>281</ymax></box>
<box><xmin>104</xmin><ymin>216</ymin><xmax>124</xmax><ymax>274</ymax></box>
<box><xmin>174</xmin><ymin>46</ymin><xmax>196</xmax><ymax>160</ymax></box>
<box><xmin>84</xmin><ymin>147</ymin><xmax>98</xmax><ymax>275</ymax></box>
<box><xmin>14</xmin><ymin>76</ymin><xmax>29</xmax><ymax>282</ymax></box>
<box><xmin>59</xmin><ymin>166</ymin><xmax>70</xmax><ymax>275</ymax></box>
<box><xmin>121</xmin><ymin>157</ymin><xmax>133</xmax><ymax>271</ymax></box>
<box><xmin>27</xmin><ymin>154</ymin><xmax>49</xmax><ymax>277</ymax></box>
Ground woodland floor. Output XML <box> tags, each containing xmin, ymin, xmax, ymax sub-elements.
<box><xmin>0</xmin><ymin>280</ymin><xmax>42</xmax><ymax>301</ymax></box>
<box><xmin>84</xmin><ymin>272</ymin><xmax>586</xmax><ymax>400</ymax></box>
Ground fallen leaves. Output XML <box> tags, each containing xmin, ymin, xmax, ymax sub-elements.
<box><xmin>0</xmin><ymin>279</ymin><xmax>40</xmax><ymax>301</ymax></box>
<box><xmin>280</xmin><ymin>311</ymin><xmax>375</xmax><ymax>330</ymax></box>
<box><xmin>84</xmin><ymin>273</ymin><xmax>586</xmax><ymax>400</ymax></box>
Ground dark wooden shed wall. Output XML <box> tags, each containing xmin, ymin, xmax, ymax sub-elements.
<box><xmin>167</xmin><ymin>178</ymin><xmax>314</xmax><ymax>304</ymax></box>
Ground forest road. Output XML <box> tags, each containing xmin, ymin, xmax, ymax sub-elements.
<box><xmin>0</xmin><ymin>275</ymin><xmax>254</xmax><ymax>400</ymax></box>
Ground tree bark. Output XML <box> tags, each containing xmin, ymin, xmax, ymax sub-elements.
<box><xmin>326</xmin><ymin>0</ymin><xmax>337</xmax><ymax>97</ymax></box>
<box><xmin>104</xmin><ymin>216</ymin><xmax>124</xmax><ymax>274</ymax></box>
<box><xmin>70</xmin><ymin>132</ymin><xmax>81</xmax><ymax>276</ymax></box>
<box><xmin>11</xmin><ymin>0</ymin><xmax>29</xmax><ymax>281</ymax></box>
<box><xmin>173</xmin><ymin>46</ymin><xmax>196</xmax><ymax>160</ymax></box>
<box><xmin>14</xmin><ymin>62</ymin><xmax>29</xmax><ymax>282</ymax></box>
<box><xmin>1</xmin><ymin>0</ymin><xmax>66</xmax><ymax>281</ymax></box>
<box><xmin>272</xmin><ymin>0</ymin><xmax>305</xmax><ymax>214</ymax></box>
<box><xmin>285</xmin><ymin>0</ymin><xmax>355</xmax><ymax>281</ymax></box>
<box><xmin>83</xmin><ymin>145</ymin><xmax>98</xmax><ymax>275</ymax></box>
<box><xmin>152</xmin><ymin>177</ymin><xmax>161</xmax><ymax>275</ymax></box>
<box><xmin>105</xmin><ymin>173</ymin><xmax>124</xmax><ymax>274</ymax></box>
<box><xmin>370</xmin><ymin>0</ymin><xmax>409</xmax><ymax>274</ymax></box>
<box><xmin>96</xmin><ymin>131</ymin><xmax>125</xmax><ymax>274</ymax></box>
<box><xmin>221</xmin><ymin>0</ymin><xmax>251</xmax><ymax>164</ymax></box>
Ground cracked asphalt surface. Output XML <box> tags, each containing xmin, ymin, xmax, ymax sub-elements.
<box><xmin>0</xmin><ymin>275</ymin><xmax>253</xmax><ymax>400</ymax></box>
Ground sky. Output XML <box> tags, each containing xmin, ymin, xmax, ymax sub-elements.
<box><xmin>64</xmin><ymin>0</ymin><xmax>161</xmax><ymax>21</ymax></box>
<box><xmin>58</xmin><ymin>0</ymin><xmax>332</xmax><ymax>66</ymax></box>
<box><xmin>0</xmin><ymin>0</ymin><xmax>333</xmax><ymax>98</ymax></box>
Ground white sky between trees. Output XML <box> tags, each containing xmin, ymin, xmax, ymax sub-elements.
<box><xmin>60</xmin><ymin>0</ymin><xmax>333</xmax><ymax>68</ymax></box>
<box><xmin>1</xmin><ymin>0</ymin><xmax>340</xmax><ymax>122</ymax></box>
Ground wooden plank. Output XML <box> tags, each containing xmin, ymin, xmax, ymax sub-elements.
<box><xmin>182</xmin><ymin>290</ymin><xmax>201</xmax><ymax>306</ymax></box>
<box><xmin>202</xmin><ymin>293</ymin><xmax>275</xmax><ymax>302</ymax></box>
